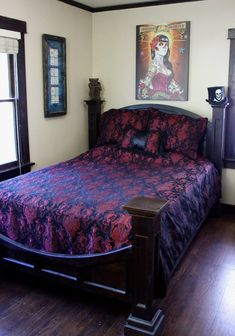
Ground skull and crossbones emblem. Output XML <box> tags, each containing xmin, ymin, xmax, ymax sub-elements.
<box><xmin>214</xmin><ymin>88</ymin><xmax>223</xmax><ymax>102</ymax></box>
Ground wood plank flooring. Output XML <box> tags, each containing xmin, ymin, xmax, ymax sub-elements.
<box><xmin>0</xmin><ymin>213</ymin><xmax>234</xmax><ymax>336</ymax></box>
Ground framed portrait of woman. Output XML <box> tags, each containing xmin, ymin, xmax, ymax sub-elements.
<box><xmin>136</xmin><ymin>21</ymin><xmax>190</xmax><ymax>101</ymax></box>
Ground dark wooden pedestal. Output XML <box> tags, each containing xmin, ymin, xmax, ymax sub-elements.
<box><xmin>207</xmin><ymin>102</ymin><xmax>228</xmax><ymax>173</ymax></box>
<box><xmin>84</xmin><ymin>100</ymin><xmax>104</xmax><ymax>149</ymax></box>
<box><xmin>123</xmin><ymin>197</ymin><xmax>168</xmax><ymax>336</ymax></box>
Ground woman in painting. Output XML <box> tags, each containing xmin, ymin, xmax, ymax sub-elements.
<box><xmin>138</xmin><ymin>34</ymin><xmax>183</xmax><ymax>100</ymax></box>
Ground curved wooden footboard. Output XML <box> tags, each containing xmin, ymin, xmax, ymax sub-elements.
<box><xmin>0</xmin><ymin>230</ymin><xmax>131</xmax><ymax>300</ymax></box>
<box><xmin>0</xmin><ymin>196</ymin><xmax>168</xmax><ymax>336</ymax></box>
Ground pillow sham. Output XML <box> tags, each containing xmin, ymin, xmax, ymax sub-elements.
<box><xmin>163</xmin><ymin>114</ymin><xmax>208</xmax><ymax>159</ymax></box>
<box><xmin>99</xmin><ymin>108</ymin><xmax>149</xmax><ymax>145</ymax></box>
<box><xmin>121</xmin><ymin>129</ymin><xmax>161</xmax><ymax>155</ymax></box>
<box><xmin>148</xmin><ymin>110</ymin><xmax>208</xmax><ymax>160</ymax></box>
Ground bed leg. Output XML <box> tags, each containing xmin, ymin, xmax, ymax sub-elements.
<box><xmin>123</xmin><ymin>196</ymin><xmax>168</xmax><ymax>336</ymax></box>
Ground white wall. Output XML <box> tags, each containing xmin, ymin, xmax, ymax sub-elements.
<box><xmin>92</xmin><ymin>0</ymin><xmax>235</xmax><ymax>205</ymax></box>
<box><xmin>0</xmin><ymin>0</ymin><xmax>92</xmax><ymax>169</ymax></box>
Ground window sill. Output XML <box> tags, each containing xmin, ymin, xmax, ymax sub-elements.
<box><xmin>0</xmin><ymin>162</ymin><xmax>35</xmax><ymax>182</ymax></box>
<box><xmin>224</xmin><ymin>158</ymin><xmax>235</xmax><ymax>169</ymax></box>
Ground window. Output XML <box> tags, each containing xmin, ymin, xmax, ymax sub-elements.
<box><xmin>0</xmin><ymin>53</ymin><xmax>18</xmax><ymax>167</ymax></box>
<box><xmin>0</xmin><ymin>15</ymin><xmax>33</xmax><ymax>181</ymax></box>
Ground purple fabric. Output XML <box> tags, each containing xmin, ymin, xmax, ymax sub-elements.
<box><xmin>0</xmin><ymin>145</ymin><xmax>220</xmax><ymax>282</ymax></box>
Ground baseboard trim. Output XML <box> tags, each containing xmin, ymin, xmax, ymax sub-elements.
<box><xmin>222</xmin><ymin>203</ymin><xmax>235</xmax><ymax>214</ymax></box>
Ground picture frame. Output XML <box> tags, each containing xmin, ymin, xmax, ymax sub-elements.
<box><xmin>42</xmin><ymin>34</ymin><xmax>67</xmax><ymax>117</ymax></box>
<box><xmin>136</xmin><ymin>21</ymin><xmax>190</xmax><ymax>101</ymax></box>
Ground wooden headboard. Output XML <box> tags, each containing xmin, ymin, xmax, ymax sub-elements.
<box><xmin>86</xmin><ymin>101</ymin><xmax>227</xmax><ymax>173</ymax></box>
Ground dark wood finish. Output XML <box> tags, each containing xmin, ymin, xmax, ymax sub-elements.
<box><xmin>0</xmin><ymin>213</ymin><xmax>235</xmax><ymax>336</ymax></box>
<box><xmin>85</xmin><ymin>100</ymin><xmax>104</xmax><ymax>149</ymax></box>
<box><xmin>0</xmin><ymin>196</ymin><xmax>168</xmax><ymax>336</ymax></box>
<box><xmin>0</xmin><ymin>162</ymin><xmax>34</xmax><ymax>182</ymax></box>
<box><xmin>222</xmin><ymin>203</ymin><xmax>235</xmax><ymax>215</ymax></box>
<box><xmin>224</xmin><ymin>158</ymin><xmax>235</xmax><ymax>169</ymax></box>
<box><xmin>0</xmin><ymin>231</ymin><xmax>131</xmax><ymax>301</ymax></box>
<box><xmin>124</xmin><ymin>197</ymin><xmax>168</xmax><ymax>336</ymax></box>
<box><xmin>58</xmin><ymin>0</ymin><xmax>204</xmax><ymax>13</ymax></box>
<box><xmin>58</xmin><ymin>0</ymin><xmax>93</xmax><ymax>12</ymax></box>
<box><xmin>17</xmin><ymin>33</ymin><xmax>31</xmax><ymax>166</ymax></box>
<box><xmin>0</xmin><ymin>15</ymin><xmax>26</xmax><ymax>33</ymax></box>
<box><xmin>0</xmin><ymin>16</ymin><xmax>32</xmax><ymax>180</ymax></box>
<box><xmin>206</xmin><ymin>102</ymin><xmax>228</xmax><ymax>173</ymax></box>
<box><xmin>225</xmin><ymin>28</ymin><xmax>235</xmax><ymax>168</ymax></box>
<box><xmin>161</xmin><ymin>212</ymin><xmax>235</xmax><ymax>336</ymax></box>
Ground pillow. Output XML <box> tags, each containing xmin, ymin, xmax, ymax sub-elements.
<box><xmin>99</xmin><ymin>108</ymin><xmax>149</xmax><ymax>145</ymax></box>
<box><xmin>163</xmin><ymin>114</ymin><xmax>208</xmax><ymax>159</ymax></box>
<box><xmin>148</xmin><ymin>110</ymin><xmax>208</xmax><ymax>159</ymax></box>
<box><xmin>121</xmin><ymin>129</ymin><xmax>161</xmax><ymax>155</ymax></box>
<box><xmin>148</xmin><ymin>108</ymin><xmax>167</xmax><ymax>132</ymax></box>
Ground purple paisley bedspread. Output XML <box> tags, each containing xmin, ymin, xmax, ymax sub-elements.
<box><xmin>0</xmin><ymin>145</ymin><xmax>220</xmax><ymax>281</ymax></box>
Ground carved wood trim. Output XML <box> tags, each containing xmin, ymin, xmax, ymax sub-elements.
<box><xmin>85</xmin><ymin>100</ymin><xmax>104</xmax><ymax>149</ymax></box>
<box><xmin>209</xmin><ymin>104</ymin><xmax>228</xmax><ymax>173</ymax></box>
<box><xmin>58</xmin><ymin>0</ymin><xmax>205</xmax><ymax>13</ymax></box>
<box><xmin>225</xmin><ymin>28</ymin><xmax>235</xmax><ymax>166</ymax></box>
<box><xmin>123</xmin><ymin>196</ymin><xmax>168</xmax><ymax>336</ymax></box>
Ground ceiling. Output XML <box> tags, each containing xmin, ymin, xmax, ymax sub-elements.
<box><xmin>72</xmin><ymin>0</ymin><xmax>161</xmax><ymax>8</ymax></box>
<box><xmin>59</xmin><ymin>0</ymin><xmax>203</xmax><ymax>12</ymax></box>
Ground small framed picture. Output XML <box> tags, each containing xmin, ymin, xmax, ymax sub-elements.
<box><xmin>42</xmin><ymin>34</ymin><xmax>67</xmax><ymax>117</ymax></box>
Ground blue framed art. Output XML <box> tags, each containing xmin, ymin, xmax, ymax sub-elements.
<box><xmin>42</xmin><ymin>34</ymin><xmax>67</xmax><ymax>117</ymax></box>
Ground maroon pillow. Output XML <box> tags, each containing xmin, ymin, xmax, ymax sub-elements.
<box><xmin>148</xmin><ymin>108</ymin><xmax>168</xmax><ymax>132</ymax></box>
<box><xmin>148</xmin><ymin>110</ymin><xmax>208</xmax><ymax>159</ymax></box>
<box><xmin>164</xmin><ymin>114</ymin><xmax>208</xmax><ymax>159</ymax></box>
<box><xmin>121</xmin><ymin>129</ymin><xmax>161</xmax><ymax>155</ymax></box>
<box><xmin>99</xmin><ymin>108</ymin><xmax>149</xmax><ymax>145</ymax></box>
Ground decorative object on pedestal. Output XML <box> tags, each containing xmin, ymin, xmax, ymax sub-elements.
<box><xmin>85</xmin><ymin>78</ymin><xmax>104</xmax><ymax>149</ymax></box>
<box><xmin>88</xmin><ymin>78</ymin><xmax>102</xmax><ymax>101</ymax></box>
<box><xmin>206</xmin><ymin>86</ymin><xmax>228</xmax><ymax>106</ymax></box>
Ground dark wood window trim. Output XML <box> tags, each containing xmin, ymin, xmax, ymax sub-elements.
<box><xmin>225</xmin><ymin>28</ymin><xmax>235</xmax><ymax>169</ymax></box>
<box><xmin>0</xmin><ymin>16</ymin><xmax>33</xmax><ymax>181</ymax></box>
<box><xmin>0</xmin><ymin>163</ymin><xmax>34</xmax><ymax>182</ymax></box>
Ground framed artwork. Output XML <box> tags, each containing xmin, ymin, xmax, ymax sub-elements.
<box><xmin>136</xmin><ymin>21</ymin><xmax>190</xmax><ymax>101</ymax></box>
<box><xmin>42</xmin><ymin>34</ymin><xmax>67</xmax><ymax>117</ymax></box>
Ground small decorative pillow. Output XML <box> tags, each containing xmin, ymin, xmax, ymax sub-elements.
<box><xmin>121</xmin><ymin>129</ymin><xmax>161</xmax><ymax>155</ymax></box>
<box><xmin>99</xmin><ymin>108</ymin><xmax>149</xmax><ymax>145</ymax></box>
<box><xmin>164</xmin><ymin>114</ymin><xmax>208</xmax><ymax>160</ymax></box>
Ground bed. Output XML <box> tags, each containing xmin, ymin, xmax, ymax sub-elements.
<box><xmin>0</xmin><ymin>103</ymin><xmax>226</xmax><ymax>336</ymax></box>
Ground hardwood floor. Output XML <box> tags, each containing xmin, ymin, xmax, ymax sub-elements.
<box><xmin>0</xmin><ymin>213</ymin><xmax>234</xmax><ymax>336</ymax></box>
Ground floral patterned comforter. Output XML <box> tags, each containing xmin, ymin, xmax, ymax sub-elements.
<box><xmin>0</xmin><ymin>145</ymin><xmax>220</xmax><ymax>281</ymax></box>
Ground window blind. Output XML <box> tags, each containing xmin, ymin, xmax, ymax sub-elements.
<box><xmin>0</xmin><ymin>29</ymin><xmax>21</xmax><ymax>54</ymax></box>
<box><xmin>0</xmin><ymin>37</ymin><xmax>18</xmax><ymax>54</ymax></box>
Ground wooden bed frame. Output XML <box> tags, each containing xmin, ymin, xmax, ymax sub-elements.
<box><xmin>0</xmin><ymin>102</ymin><xmax>228</xmax><ymax>336</ymax></box>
